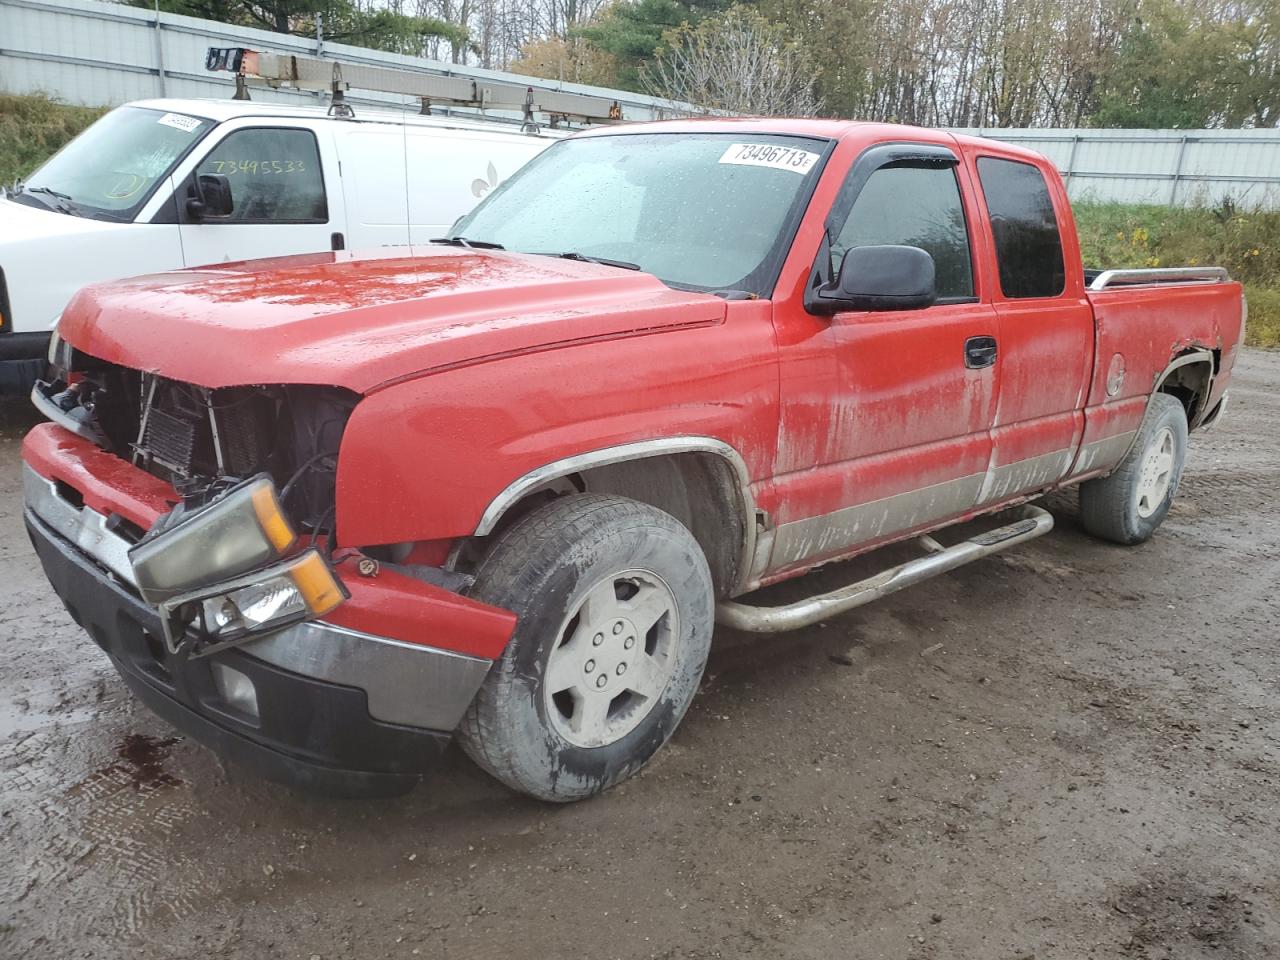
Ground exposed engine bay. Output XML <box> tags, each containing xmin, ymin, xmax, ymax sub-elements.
<box><xmin>34</xmin><ymin>353</ymin><xmax>357</xmax><ymax>540</ymax></box>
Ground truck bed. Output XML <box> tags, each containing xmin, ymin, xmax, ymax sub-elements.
<box><xmin>1082</xmin><ymin>268</ymin><xmax>1244</xmax><ymax>438</ymax></box>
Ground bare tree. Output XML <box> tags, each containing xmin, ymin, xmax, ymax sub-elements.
<box><xmin>407</xmin><ymin>0</ymin><xmax>610</xmax><ymax>67</ymax></box>
<box><xmin>640</xmin><ymin>6</ymin><xmax>824</xmax><ymax>116</ymax></box>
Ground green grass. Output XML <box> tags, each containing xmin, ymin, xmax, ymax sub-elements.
<box><xmin>1241</xmin><ymin>285</ymin><xmax>1280</xmax><ymax>347</ymax></box>
<box><xmin>0</xmin><ymin>92</ymin><xmax>105</xmax><ymax>186</ymax></box>
<box><xmin>1072</xmin><ymin>201</ymin><xmax>1280</xmax><ymax>347</ymax></box>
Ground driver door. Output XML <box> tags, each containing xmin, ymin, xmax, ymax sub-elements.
<box><xmin>767</xmin><ymin>144</ymin><xmax>1000</xmax><ymax>574</ymax></box>
<box><xmin>174</xmin><ymin>122</ymin><xmax>346</xmax><ymax>268</ymax></box>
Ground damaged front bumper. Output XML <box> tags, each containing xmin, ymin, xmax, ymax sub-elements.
<box><xmin>23</xmin><ymin>424</ymin><xmax>516</xmax><ymax>796</ymax></box>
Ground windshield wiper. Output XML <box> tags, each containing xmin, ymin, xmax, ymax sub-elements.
<box><xmin>22</xmin><ymin>185</ymin><xmax>80</xmax><ymax>216</ymax></box>
<box><xmin>542</xmin><ymin>252</ymin><xmax>641</xmax><ymax>271</ymax></box>
<box><xmin>430</xmin><ymin>236</ymin><xmax>505</xmax><ymax>250</ymax></box>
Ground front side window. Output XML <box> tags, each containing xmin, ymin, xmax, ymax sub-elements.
<box><xmin>831</xmin><ymin>163</ymin><xmax>974</xmax><ymax>300</ymax></box>
<box><xmin>977</xmin><ymin>157</ymin><xmax>1065</xmax><ymax>299</ymax></box>
<box><xmin>449</xmin><ymin>133</ymin><xmax>830</xmax><ymax>295</ymax></box>
<box><xmin>13</xmin><ymin>106</ymin><xmax>214</xmax><ymax>221</ymax></box>
<box><xmin>194</xmin><ymin>128</ymin><xmax>327</xmax><ymax>224</ymax></box>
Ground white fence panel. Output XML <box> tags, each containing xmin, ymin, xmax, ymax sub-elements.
<box><xmin>957</xmin><ymin>129</ymin><xmax>1280</xmax><ymax>209</ymax></box>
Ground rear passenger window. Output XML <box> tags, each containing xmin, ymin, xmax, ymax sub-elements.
<box><xmin>832</xmin><ymin>164</ymin><xmax>974</xmax><ymax>301</ymax></box>
<box><xmin>195</xmin><ymin>128</ymin><xmax>327</xmax><ymax>223</ymax></box>
<box><xmin>977</xmin><ymin>157</ymin><xmax>1065</xmax><ymax>298</ymax></box>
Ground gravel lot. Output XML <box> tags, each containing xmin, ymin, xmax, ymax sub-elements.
<box><xmin>2</xmin><ymin>349</ymin><xmax>1278</xmax><ymax>960</ymax></box>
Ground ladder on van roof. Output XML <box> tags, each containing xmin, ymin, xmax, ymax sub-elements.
<box><xmin>205</xmin><ymin>47</ymin><xmax>624</xmax><ymax>132</ymax></box>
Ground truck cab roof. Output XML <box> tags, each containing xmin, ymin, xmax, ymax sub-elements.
<box><xmin>577</xmin><ymin>116</ymin><xmax>1050</xmax><ymax>164</ymax></box>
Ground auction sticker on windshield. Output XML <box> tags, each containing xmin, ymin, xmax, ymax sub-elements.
<box><xmin>719</xmin><ymin>143</ymin><xmax>819</xmax><ymax>175</ymax></box>
<box><xmin>157</xmin><ymin>113</ymin><xmax>202</xmax><ymax>133</ymax></box>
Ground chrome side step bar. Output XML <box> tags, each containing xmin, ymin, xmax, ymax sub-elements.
<box><xmin>715</xmin><ymin>505</ymin><xmax>1054</xmax><ymax>633</ymax></box>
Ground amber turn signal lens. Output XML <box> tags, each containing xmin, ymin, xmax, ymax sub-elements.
<box><xmin>250</xmin><ymin>482</ymin><xmax>296</xmax><ymax>553</ymax></box>
<box><xmin>288</xmin><ymin>550</ymin><xmax>346</xmax><ymax>617</ymax></box>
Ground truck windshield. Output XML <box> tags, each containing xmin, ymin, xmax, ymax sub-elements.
<box><xmin>12</xmin><ymin>106</ymin><xmax>214</xmax><ymax>222</ymax></box>
<box><xmin>448</xmin><ymin>132</ymin><xmax>830</xmax><ymax>295</ymax></box>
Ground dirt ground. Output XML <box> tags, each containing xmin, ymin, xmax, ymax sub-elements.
<box><xmin>2</xmin><ymin>350</ymin><xmax>1277</xmax><ymax>960</ymax></box>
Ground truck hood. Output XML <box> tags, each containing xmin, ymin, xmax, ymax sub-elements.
<box><xmin>57</xmin><ymin>247</ymin><xmax>727</xmax><ymax>393</ymax></box>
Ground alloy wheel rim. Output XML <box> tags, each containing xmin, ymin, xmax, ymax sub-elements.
<box><xmin>543</xmin><ymin>569</ymin><xmax>680</xmax><ymax>749</ymax></box>
<box><xmin>1136</xmin><ymin>426</ymin><xmax>1176</xmax><ymax>518</ymax></box>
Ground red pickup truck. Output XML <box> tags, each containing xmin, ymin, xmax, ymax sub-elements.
<box><xmin>25</xmin><ymin>119</ymin><xmax>1244</xmax><ymax>801</ymax></box>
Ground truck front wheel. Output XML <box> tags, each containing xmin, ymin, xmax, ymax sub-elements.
<box><xmin>458</xmin><ymin>494</ymin><xmax>714</xmax><ymax>801</ymax></box>
<box><xmin>1079</xmin><ymin>392</ymin><xmax>1189</xmax><ymax>545</ymax></box>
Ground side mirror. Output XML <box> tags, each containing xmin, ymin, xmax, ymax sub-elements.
<box><xmin>186</xmin><ymin>173</ymin><xmax>234</xmax><ymax>220</ymax></box>
<box><xmin>813</xmin><ymin>244</ymin><xmax>936</xmax><ymax>313</ymax></box>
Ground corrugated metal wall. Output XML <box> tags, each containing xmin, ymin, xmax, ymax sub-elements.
<box><xmin>0</xmin><ymin>0</ymin><xmax>695</xmax><ymax>126</ymax></box>
<box><xmin>954</xmin><ymin>128</ymin><xmax>1280</xmax><ymax>209</ymax></box>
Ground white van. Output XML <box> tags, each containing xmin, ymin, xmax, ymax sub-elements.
<box><xmin>0</xmin><ymin>98</ymin><xmax>561</xmax><ymax>390</ymax></box>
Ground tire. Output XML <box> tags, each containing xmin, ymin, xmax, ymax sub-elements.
<box><xmin>458</xmin><ymin>494</ymin><xmax>715</xmax><ymax>802</ymax></box>
<box><xmin>1079</xmin><ymin>392</ymin><xmax>1188</xmax><ymax>545</ymax></box>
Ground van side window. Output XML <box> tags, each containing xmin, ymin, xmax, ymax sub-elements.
<box><xmin>976</xmin><ymin>157</ymin><xmax>1065</xmax><ymax>298</ymax></box>
<box><xmin>832</xmin><ymin>164</ymin><xmax>974</xmax><ymax>301</ymax></box>
<box><xmin>195</xmin><ymin>128</ymin><xmax>327</xmax><ymax>223</ymax></box>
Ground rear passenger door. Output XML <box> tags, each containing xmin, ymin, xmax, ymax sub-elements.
<box><xmin>174</xmin><ymin>122</ymin><xmax>346</xmax><ymax>267</ymax></box>
<box><xmin>968</xmin><ymin>155</ymin><xmax>1094</xmax><ymax>504</ymax></box>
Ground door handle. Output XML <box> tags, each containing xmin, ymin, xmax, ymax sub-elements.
<box><xmin>965</xmin><ymin>336</ymin><xmax>998</xmax><ymax>369</ymax></box>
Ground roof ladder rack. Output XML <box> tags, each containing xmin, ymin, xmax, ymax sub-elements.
<box><xmin>205</xmin><ymin>47</ymin><xmax>625</xmax><ymax>131</ymax></box>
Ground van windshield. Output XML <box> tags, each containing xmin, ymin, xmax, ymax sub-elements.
<box><xmin>12</xmin><ymin>106</ymin><xmax>214</xmax><ymax>222</ymax></box>
<box><xmin>448</xmin><ymin>132</ymin><xmax>830</xmax><ymax>295</ymax></box>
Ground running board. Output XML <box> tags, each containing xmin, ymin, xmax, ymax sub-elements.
<box><xmin>715</xmin><ymin>505</ymin><xmax>1054</xmax><ymax>633</ymax></box>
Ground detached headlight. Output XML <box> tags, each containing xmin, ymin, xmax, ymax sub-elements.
<box><xmin>129</xmin><ymin>474</ymin><xmax>297</xmax><ymax>604</ymax></box>
<box><xmin>158</xmin><ymin>549</ymin><xmax>347</xmax><ymax>655</ymax></box>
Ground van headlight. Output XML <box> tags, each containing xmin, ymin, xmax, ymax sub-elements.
<box><xmin>47</xmin><ymin>328</ymin><xmax>73</xmax><ymax>372</ymax></box>
<box><xmin>129</xmin><ymin>474</ymin><xmax>297</xmax><ymax>604</ymax></box>
<box><xmin>158</xmin><ymin>549</ymin><xmax>347</xmax><ymax>655</ymax></box>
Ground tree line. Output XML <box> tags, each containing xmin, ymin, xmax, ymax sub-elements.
<box><xmin>132</xmin><ymin>0</ymin><xmax>1279</xmax><ymax>126</ymax></box>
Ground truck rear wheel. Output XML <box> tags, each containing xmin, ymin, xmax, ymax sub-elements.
<box><xmin>1079</xmin><ymin>392</ymin><xmax>1188</xmax><ymax>545</ymax></box>
<box><xmin>458</xmin><ymin>494</ymin><xmax>714</xmax><ymax>801</ymax></box>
